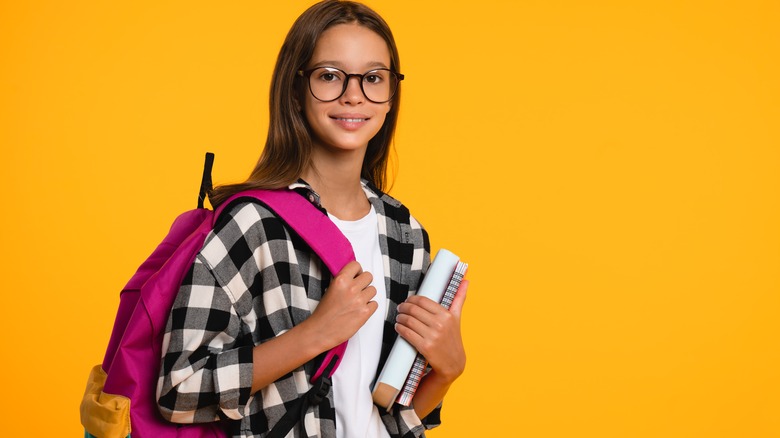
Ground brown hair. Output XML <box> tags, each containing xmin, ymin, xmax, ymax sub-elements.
<box><xmin>210</xmin><ymin>0</ymin><xmax>402</xmax><ymax>207</ymax></box>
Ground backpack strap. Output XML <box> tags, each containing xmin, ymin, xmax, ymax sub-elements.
<box><xmin>214</xmin><ymin>189</ymin><xmax>355</xmax><ymax>278</ymax></box>
<box><xmin>268</xmin><ymin>353</ymin><xmax>339</xmax><ymax>438</ymax></box>
<box><xmin>215</xmin><ymin>188</ymin><xmax>354</xmax><ymax>438</ymax></box>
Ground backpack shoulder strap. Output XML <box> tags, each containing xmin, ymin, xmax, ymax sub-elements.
<box><xmin>214</xmin><ymin>189</ymin><xmax>355</xmax><ymax>276</ymax></box>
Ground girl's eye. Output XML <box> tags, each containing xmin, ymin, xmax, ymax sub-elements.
<box><xmin>311</xmin><ymin>67</ymin><xmax>344</xmax><ymax>83</ymax></box>
<box><xmin>320</xmin><ymin>72</ymin><xmax>341</xmax><ymax>82</ymax></box>
<box><xmin>364</xmin><ymin>73</ymin><xmax>384</xmax><ymax>84</ymax></box>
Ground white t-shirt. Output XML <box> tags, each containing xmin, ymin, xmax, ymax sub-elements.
<box><xmin>329</xmin><ymin>205</ymin><xmax>391</xmax><ymax>438</ymax></box>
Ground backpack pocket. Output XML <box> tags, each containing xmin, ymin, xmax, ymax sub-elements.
<box><xmin>80</xmin><ymin>364</ymin><xmax>132</xmax><ymax>438</ymax></box>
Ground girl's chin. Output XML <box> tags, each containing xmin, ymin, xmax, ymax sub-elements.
<box><xmin>321</xmin><ymin>145</ymin><xmax>368</xmax><ymax>154</ymax></box>
<box><xmin>313</xmin><ymin>137</ymin><xmax>371</xmax><ymax>153</ymax></box>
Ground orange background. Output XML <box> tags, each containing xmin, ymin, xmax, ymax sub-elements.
<box><xmin>1</xmin><ymin>1</ymin><xmax>779</xmax><ymax>436</ymax></box>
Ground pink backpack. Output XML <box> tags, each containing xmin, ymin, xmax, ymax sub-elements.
<box><xmin>80</xmin><ymin>153</ymin><xmax>353</xmax><ymax>438</ymax></box>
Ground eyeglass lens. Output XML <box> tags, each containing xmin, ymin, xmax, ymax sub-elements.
<box><xmin>307</xmin><ymin>67</ymin><xmax>398</xmax><ymax>103</ymax></box>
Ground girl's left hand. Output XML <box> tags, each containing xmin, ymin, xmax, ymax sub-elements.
<box><xmin>395</xmin><ymin>280</ymin><xmax>468</xmax><ymax>383</ymax></box>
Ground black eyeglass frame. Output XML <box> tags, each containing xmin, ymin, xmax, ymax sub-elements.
<box><xmin>296</xmin><ymin>67</ymin><xmax>405</xmax><ymax>104</ymax></box>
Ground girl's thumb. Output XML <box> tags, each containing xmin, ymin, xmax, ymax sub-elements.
<box><xmin>449</xmin><ymin>279</ymin><xmax>468</xmax><ymax>318</ymax></box>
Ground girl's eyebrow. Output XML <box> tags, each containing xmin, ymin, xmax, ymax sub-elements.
<box><xmin>310</xmin><ymin>60</ymin><xmax>390</xmax><ymax>70</ymax></box>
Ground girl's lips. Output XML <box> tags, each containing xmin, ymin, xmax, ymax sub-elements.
<box><xmin>330</xmin><ymin>115</ymin><xmax>370</xmax><ymax>131</ymax></box>
<box><xmin>333</xmin><ymin>117</ymin><xmax>367</xmax><ymax>122</ymax></box>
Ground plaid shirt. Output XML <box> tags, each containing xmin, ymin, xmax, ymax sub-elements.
<box><xmin>157</xmin><ymin>180</ymin><xmax>438</xmax><ymax>437</ymax></box>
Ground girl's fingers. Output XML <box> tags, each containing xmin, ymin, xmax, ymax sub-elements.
<box><xmin>395</xmin><ymin>313</ymin><xmax>440</xmax><ymax>356</ymax></box>
<box><xmin>337</xmin><ymin>260</ymin><xmax>363</xmax><ymax>278</ymax></box>
<box><xmin>403</xmin><ymin>295</ymin><xmax>442</xmax><ymax>312</ymax></box>
<box><xmin>397</xmin><ymin>298</ymin><xmax>441</xmax><ymax>327</ymax></box>
<box><xmin>361</xmin><ymin>285</ymin><xmax>378</xmax><ymax>303</ymax></box>
<box><xmin>394</xmin><ymin>320</ymin><xmax>424</xmax><ymax>349</ymax></box>
<box><xmin>449</xmin><ymin>280</ymin><xmax>468</xmax><ymax>318</ymax></box>
<box><xmin>355</xmin><ymin>271</ymin><xmax>374</xmax><ymax>290</ymax></box>
<box><xmin>395</xmin><ymin>312</ymin><xmax>428</xmax><ymax>337</ymax></box>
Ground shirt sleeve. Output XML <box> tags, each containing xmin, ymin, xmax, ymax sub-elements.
<box><xmin>157</xmin><ymin>202</ymin><xmax>288</xmax><ymax>423</ymax></box>
<box><xmin>157</xmin><ymin>201</ymin><xmax>323</xmax><ymax>426</ymax></box>
<box><xmin>156</xmin><ymin>256</ymin><xmax>255</xmax><ymax>422</ymax></box>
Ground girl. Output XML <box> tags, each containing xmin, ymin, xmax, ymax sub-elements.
<box><xmin>157</xmin><ymin>1</ymin><xmax>467</xmax><ymax>437</ymax></box>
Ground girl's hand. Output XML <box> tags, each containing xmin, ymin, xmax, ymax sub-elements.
<box><xmin>308</xmin><ymin>261</ymin><xmax>378</xmax><ymax>349</ymax></box>
<box><xmin>395</xmin><ymin>280</ymin><xmax>468</xmax><ymax>383</ymax></box>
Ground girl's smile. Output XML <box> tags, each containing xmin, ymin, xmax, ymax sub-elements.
<box><xmin>330</xmin><ymin>112</ymin><xmax>372</xmax><ymax>131</ymax></box>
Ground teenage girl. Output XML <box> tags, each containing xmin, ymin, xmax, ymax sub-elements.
<box><xmin>157</xmin><ymin>1</ymin><xmax>467</xmax><ymax>437</ymax></box>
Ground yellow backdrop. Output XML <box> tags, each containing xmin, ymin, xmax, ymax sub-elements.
<box><xmin>1</xmin><ymin>1</ymin><xmax>778</xmax><ymax>436</ymax></box>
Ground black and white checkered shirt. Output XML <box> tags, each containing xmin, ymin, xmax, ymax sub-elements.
<box><xmin>157</xmin><ymin>180</ymin><xmax>437</xmax><ymax>437</ymax></box>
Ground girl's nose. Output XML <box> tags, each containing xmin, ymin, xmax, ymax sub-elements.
<box><xmin>341</xmin><ymin>76</ymin><xmax>365</xmax><ymax>104</ymax></box>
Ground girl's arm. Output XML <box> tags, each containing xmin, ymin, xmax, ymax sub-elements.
<box><xmin>394</xmin><ymin>280</ymin><xmax>468</xmax><ymax>418</ymax></box>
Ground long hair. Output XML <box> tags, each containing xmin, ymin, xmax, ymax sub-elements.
<box><xmin>210</xmin><ymin>0</ymin><xmax>402</xmax><ymax>207</ymax></box>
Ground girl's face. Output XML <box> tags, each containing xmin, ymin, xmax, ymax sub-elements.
<box><xmin>302</xmin><ymin>23</ymin><xmax>393</xmax><ymax>154</ymax></box>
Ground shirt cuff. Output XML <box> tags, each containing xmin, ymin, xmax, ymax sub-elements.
<box><xmin>213</xmin><ymin>345</ymin><xmax>255</xmax><ymax>420</ymax></box>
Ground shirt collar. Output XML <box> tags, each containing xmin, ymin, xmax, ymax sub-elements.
<box><xmin>288</xmin><ymin>178</ymin><xmax>381</xmax><ymax>210</ymax></box>
<box><xmin>288</xmin><ymin>179</ymin><xmax>322</xmax><ymax>207</ymax></box>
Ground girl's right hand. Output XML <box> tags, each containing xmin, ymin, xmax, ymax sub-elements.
<box><xmin>307</xmin><ymin>260</ymin><xmax>378</xmax><ymax>349</ymax></box>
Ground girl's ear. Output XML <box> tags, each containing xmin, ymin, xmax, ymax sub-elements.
<box><xmin>294</xmin><ymin>98</ymin><xmax>302</xmax><ymax>112</ymax></box>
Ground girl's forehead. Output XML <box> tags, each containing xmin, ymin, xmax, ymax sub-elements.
<box><xmin>309</xmin><ymin>23</ymin><xmax>391</xmax><ymax>69</ymax></box>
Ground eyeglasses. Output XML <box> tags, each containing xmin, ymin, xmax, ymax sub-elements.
<box><xmin>297</xmin><ymin>67</ymin><xmax>404</xmax><ymax>104</ymax></box>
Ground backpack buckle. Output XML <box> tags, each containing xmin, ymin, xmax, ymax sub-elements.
<box><xmin>307</xmin><ymin>375</ymin><xmax>332</xmax><ymax>405</ymax></box>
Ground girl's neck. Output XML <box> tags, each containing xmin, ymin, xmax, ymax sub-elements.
<box><xmin>301</xmin><ymin>146</ymin><xmax>370</xmax><ymax>221</ymax></box>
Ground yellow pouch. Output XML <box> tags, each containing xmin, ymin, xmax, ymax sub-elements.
<box><xmin>80</xmin><ymin>364</ymin><xmax>132</xmax><ymax>438</ymax></box>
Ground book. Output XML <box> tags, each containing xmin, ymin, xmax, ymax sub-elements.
<box><xmin>371</xmin><ymin>249</ymin><xmax>467</xmax><ymax>411</ymax></box>
<box><xmin>395</xmin><ymin>261</ymin><xmax>467</xmax><ymax>406</ymax></box>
